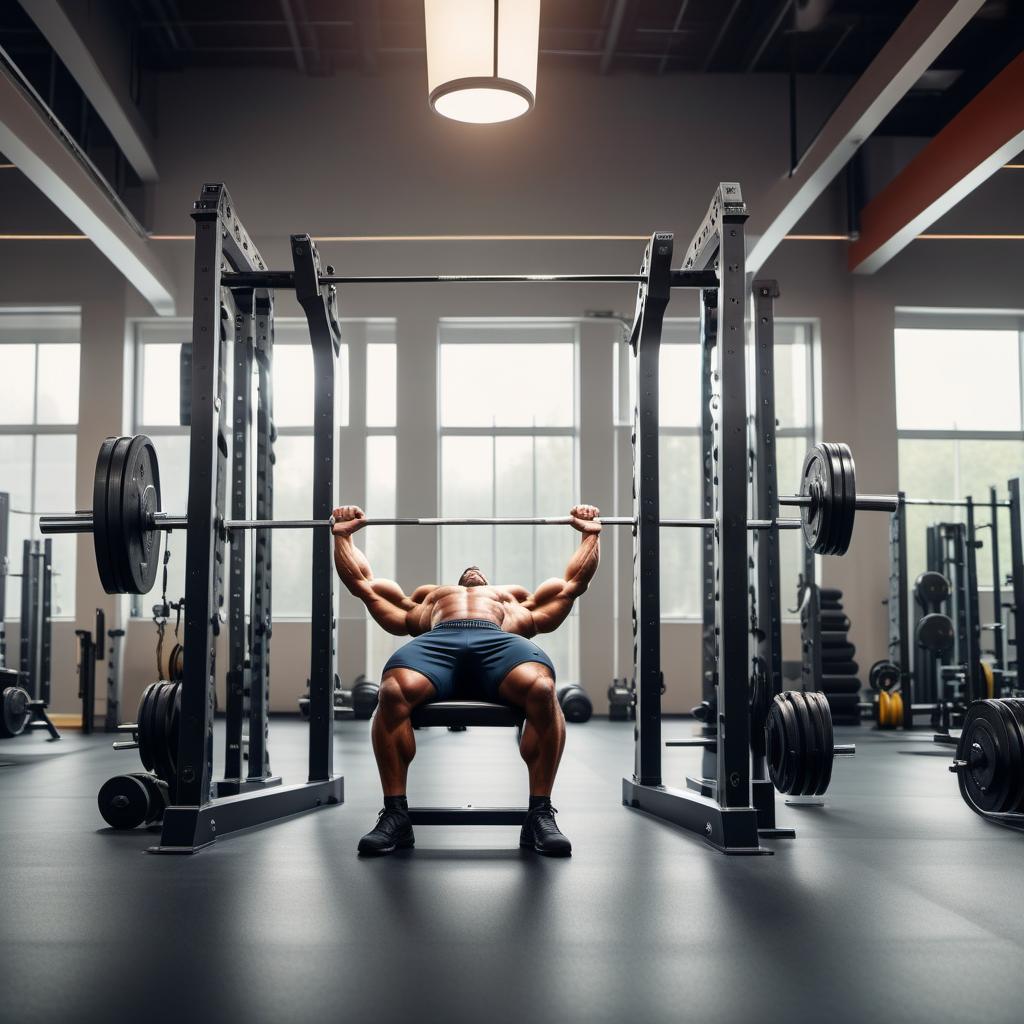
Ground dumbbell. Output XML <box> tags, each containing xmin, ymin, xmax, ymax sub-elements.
<box><xmin>557</xmin><ymin>683</ymin><xmax>593</xmax><ymax>723</ymax></box>
<box><xmin>352</xmin><ymin>675</ymin><xmax>380</xmax><ymax>720</ymax></box>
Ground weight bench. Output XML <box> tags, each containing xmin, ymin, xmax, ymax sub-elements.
<box><xmin>406</xmin><ymin>700</ymin><xmax>528</xmax><ymax>826</ymax></box>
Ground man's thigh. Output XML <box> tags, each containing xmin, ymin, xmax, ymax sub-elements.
<box><xmin>468</xmin><ymin>632</ymin><xmax>556</xmax><ymax>703</ymax></box>
<box><xmin>383</xmin><ymin>633</ymin><xmax>459</xmax><ymax>700</ymax></box>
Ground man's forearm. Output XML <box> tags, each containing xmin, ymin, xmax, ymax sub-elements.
<box><xmin>564</xmin><ymin>533</ymin><xmax>600</xmax><ymax>592</ymax></box>
<box><xmin>334</xmin><ymin>534</ymin><xmax>373</xmax><ymax>592</ymax></box>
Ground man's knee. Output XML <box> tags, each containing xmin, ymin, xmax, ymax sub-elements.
<box><xmin>525</xmin><ymin>673</ymin><xmax>558</xmax><ymax>712</ymax></box>
<box><xmin>378</xmin><ymin>674</ymin><xmax>422</xmax><ymax>718</ymax></box>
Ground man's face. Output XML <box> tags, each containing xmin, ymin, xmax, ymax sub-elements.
<box><xmin>458</xmin><ymin>565</ymin><xmax>489</xmax><ymax>588</ymax></box>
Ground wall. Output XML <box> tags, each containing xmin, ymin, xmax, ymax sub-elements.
<box><xmin>1</xmin><ymin>64</ymin><xmax>1021</xmax><ymax>719</ymax></box>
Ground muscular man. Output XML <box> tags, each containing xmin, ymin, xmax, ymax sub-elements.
<box><xmin>332</xmin><ymin>504</ymin><xmax>602</xmax><ymax>857</ymax></box>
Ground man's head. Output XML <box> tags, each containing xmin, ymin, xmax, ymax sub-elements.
<box><xmin>458</xmin><ymin>565</ymin><xmax>489</xmax><ymax>588</ymax></box>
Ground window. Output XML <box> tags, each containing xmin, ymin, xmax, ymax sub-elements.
<box><xmin>0</xmin><ymin>312</ymin><xmax>80</xmax><ymax>618</ymax></box>
<box><xmin>133</xmin><ymin>318</ymin><xmax>354</xmax><ymax>617</ymax></box>
<box><xmin>612</xmin><ymin>318</ymin><xmax>817</xmax><ymax>620</ymax></box>
<box><xmin>438</xmin><ymin>321</ymin><xmax>579</xmax><ymax>681</ymax></box>
<box><xmin>895</xmin><ymin>316</ymin><xmax>1024</xmax><ymax>588</ymax></box>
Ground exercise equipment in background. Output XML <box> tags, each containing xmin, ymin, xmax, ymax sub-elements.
<box><xmin>557</xmin><ymin>682</ymin><xmax>592</xmax><ymax>723</ymax></box>
<box><xmin>0</xmin><ymin>498</ymin><xmax>60</xmax><ymax>740</ymax></box>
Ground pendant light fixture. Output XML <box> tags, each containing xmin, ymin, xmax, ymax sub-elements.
<box><xmin>424</xmin><ymin>0</ymin><xmax>541</xmax><ymax>124</ymax></box>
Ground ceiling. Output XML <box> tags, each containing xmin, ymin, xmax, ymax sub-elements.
<box><xmin>0</xmin><ymin>0</ymin><xmax>1021</xmax><ymax>203</ymax></box>
<box><xmin>120</xmin><ymin>0</ymin><xmax>1024</xmax><ymax>139</ymax></box>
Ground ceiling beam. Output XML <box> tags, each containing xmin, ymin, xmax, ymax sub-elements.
<box><xmin>355</xmin><ymin>0</ymin><xmax>378</xmax><ymax>75</ymax></box>
<box><xmin>17</xmin><ymin>0</ymin><xmax>158</xmax><ymax>182</ymax></box>
<box><xmin>746</xmin><ymin>0</ymin><xmax>793</xmax><ymax>73</ymax></box>
<box><xmin>599</xmin><ymin>0</ymin><xmax>629</xmax><ymax>75</ymax></box>
<box><xmin>279</xmin><ymin>0</ymin><xmax>307</xmax><ymax>74</ymax></box>
<box><xmin>0</xmin><ymin>54</ymin><xmax>174</xmax><ymax>314</ymax></box>
<box><xmin>745</xmin><ymin>0</ymin><xmax>984</xmax><ymax>276</ymax></box>
<box><xmin>849</xmin><ymin>51</ymin><xmax>1024</xmax><ymax>273</ymax></box>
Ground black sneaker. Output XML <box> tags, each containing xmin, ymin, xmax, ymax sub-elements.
<box><xmin>358</xmin><ymin>807</ymin><xmax>415</xmax><ymax>856</ymax></box>
<box><xmin>520</xmin><ymin>801</ymin><xmax>572</xmax><ymax>857</ymax></box>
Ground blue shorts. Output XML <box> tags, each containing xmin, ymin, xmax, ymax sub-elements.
<box><xmin>383</xmin><ymin>619</ymin><xmax>556</xmax><ymax>702</ymax></box>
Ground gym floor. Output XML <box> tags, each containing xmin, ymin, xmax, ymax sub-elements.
<box><xmin>2</xmin><ymin>719</ymin><xmax>1021</xmax><ymax>1024</ymax></box>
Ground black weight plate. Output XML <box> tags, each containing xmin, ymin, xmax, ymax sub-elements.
<box><xmin>828</xmin><ymin>441</ymin><xmax>855</xmax><ymax>556</ymax></box>
<box><xmin>820</xmin><ymin>588</ymin><xmax>843</xmax><ymax>601</ymax></box>
<box><xmin>999</xmin><ymin>698</ymin><xmax>1024</xmax><ymax>812</ymax></box>
<box><xmin>167</xmin><ymin>682</ymin><xmax>181</xmax><ymax>788</ymax></box>
<box><xmin>766</xmin><ymin>696</ymin><xmax>796</xmax><ymax>794</ymax></box>
<box><xmin>0</xmin><ymin>686</ymin><xmax>31</xmax><ymax>737</ymax></box>
<box><xmin>820</xmin><ymin>600</ymin><xmax>844</xmax><ymax>612</ymax></box>
<box><xmin>957</xmin><ymin>701</ymin><xmax>1019</xmax><ymax>814</ymax></box>
<box><xmin>836</xmin><ymin>441</ymin><xmax>858</xmax><ymax>557</ymax></box>
<box><xmin>821</xmin><ymin>643</ymin><xmax>856</xmax><ymax>661</ymax></box>
<box><xmin>869</xmin><ymin>660</ymin><xmax>901</xmax><ymax>692</ymax></box>
<box><xmin>821</xmin><ymin>442</ymin><xmax>846</xmax><ymax>557</ymax></box>
<box><xmin>820</xmin><ymin>613</ymin><xmax>851</xmax><ymax>631</ymax></box>
<box><xmin>801</xmin><ymin>691</ymin><xmax>829</xmax><ymax>795</ymax></box>
<box><xmin>104</xmin><ymin>436</ymin><xmax>135</xmax><ymax>595</ymax></box>
<box><xmin>822</xmin><ymin>660</ymin><xmax>859</xmax><ymax>676</ymax></box>
<box><xmin>121</xmin><ymin>434</ymin><xmax>162</xmax><ymax>594</ymax></box>
<box><xmin>914</xmin><ymin>570</ymin><xmax>950</xmax><ymax>609</ymax></box>
<box><xmin>821</xmin><ymin>631</ymin><xmax>851</xmax><ymax>647</ymax></box>
<box><xmin>133</xmin><ymin>773</ymin><xmax>167</xmax><ymax>824</ymax></box>
<box><xmin>808</xmin><ymin>691</ymin><xmax>835</xmax><ymax>795</ymax></box>
<box><xmin>991</xmin><ymin>701</ymin><xmax>1024</xmax><ymax>814</ymax></box>
<box><xmin>92</xmin><ymin>437</ymin><xmax>122</xmax><ymax>594</ymax></box>
<box><xmin>820</xmin><ymin>676</ymin><xmax>863</xmax><ymax>694</ymax></box>
<box><xmin>136</xmin><ymin>681</ymin><xmax>161</xmax><ymax>772</ymax></box>
<box><xmin>799</xmin><ymin>446</ymin><xmax>831</xmax><ymax>554</ymax></box>
<box><xmin>151</xmin><ymin>681</ymin><xmax>176</xmax><ymax>785</ymax></box>
<box><xmin>916</xmin><ymin>613</ymin><xmax>955</xmax><ymax>655</ymax></box>
<box><xmin>97</xmin><ymin>774</ymin><xmax>151</xmax><ymax>829</ymax></box>
<box><xmin>787</xmin><ymin>691</ymin><xmax>819</xmax><ymax>796</ymax></box>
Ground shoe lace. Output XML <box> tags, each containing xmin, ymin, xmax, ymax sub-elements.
<box><xmin>531</xmin><ymin>804</ymin><xmax>562</xmax><ymax>836</ymax></box>
<box><xmin>374</xmin><ymin>807</ymin><xmax>409</xmax><ymax>833</ymax></box>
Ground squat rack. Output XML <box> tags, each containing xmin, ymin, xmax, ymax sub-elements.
<box><xmin>620</xmin><ymin>183</ymin><xmax>773</xmax><ymax>853</ymax></box>
<box><xmin>147</xmin><ymin>182</ymin><xmax>720</xmax><ymax>854</ymax></box>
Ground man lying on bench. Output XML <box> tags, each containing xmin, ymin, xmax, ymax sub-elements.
<box><xmin>332</xmin><ymin>503</ymin><xmax>602</xmax><ymax>857</ymax></box>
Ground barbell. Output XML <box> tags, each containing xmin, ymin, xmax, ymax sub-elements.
<box><xmin>40</xmin><ymin>434</ymin><xmax>903</xmax><ymax>595</ymax></box>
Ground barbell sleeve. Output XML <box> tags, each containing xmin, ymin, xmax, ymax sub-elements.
<box><xmin>780</xmin><ymin>493</ymin><xmax>900</xmax><ymax>513</ymax></box>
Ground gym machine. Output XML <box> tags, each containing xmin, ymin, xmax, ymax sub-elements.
<box><xmin>75</xmin><ymin>608</ymin><xmax>104</xmax><ymax>733</ymax></box>
<box><xmin>0</xmin><ymin>509</ymin><xmax>59</xmax><ymax>741</ymax></box>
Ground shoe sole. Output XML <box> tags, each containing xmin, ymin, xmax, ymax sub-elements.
<box><xmin>358</xmin><ymin>838</ymin><xmax>415</xmax><ymax>857</ymax></box>
<box><xmin>520</xmin><ymin>840</ymin><xmax>572</xmax><ymax>857</ymax></box>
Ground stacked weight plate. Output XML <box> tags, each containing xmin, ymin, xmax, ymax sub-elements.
<box><xmin>818</xmin><ymin>587</ymin><xmax>861</xmax><ymax>724</ymax></box>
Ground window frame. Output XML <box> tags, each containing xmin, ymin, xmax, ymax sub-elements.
<box><xmin>895</xmin><ymin>308</ymin><xmax>1024</xmax><ymax>592</ymax></box>
<box><xmin>0</xmin><ymin>309</ymin><xmax>82</xmax><ymax>621</ymax></box>
<box><xmin>436</xmin><ymin>318</ymin><xmax>582</xmax><ymax>679</ymax></box>
<box><xmin>130</xmin><ymin>317</ymin><xmax>376</xmax><ymax>621</ymax></box>
<box><xmin>612</xmin><ymin>316</ymin><xmax>819</xmax><ymax>623</ymax></box>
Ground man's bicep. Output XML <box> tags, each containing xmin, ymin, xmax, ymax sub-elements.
<box><xmin>370</xmin><ymin>578</ymin><xmax>414</xmax><ymax>610</ymax></box>
<box><xmin>522</xmin><ymin>578</ymin><xmax>564</xmax><ymax>611</ymax></box>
